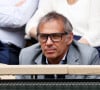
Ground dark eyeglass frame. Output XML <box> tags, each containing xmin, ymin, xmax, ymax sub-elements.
<box><xmin>37</xmin><ymin>32</ymin><xmax>69</xmax><ymax>43</ymax></box>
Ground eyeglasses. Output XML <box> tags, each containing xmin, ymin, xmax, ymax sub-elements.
<box><xmin>37</xmin><ymin>32</ymin><xmax>69</xmax><ymax>43</ymax></box>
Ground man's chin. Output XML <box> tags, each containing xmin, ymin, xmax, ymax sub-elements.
<box><xmin>45</xmin><ymin>52</ymin><xmax>56</xmax><ymax>58</ymax></box>
<box><xmin>46</xmin><ymin>55</ymin><xmax>56</xmax><ymax>60</ymax></box>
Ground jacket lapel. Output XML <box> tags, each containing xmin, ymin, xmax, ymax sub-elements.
<box><xmin>67</xmin><ymin>44</ymin><xmax>80</xmax><ymax>65</ymax></box>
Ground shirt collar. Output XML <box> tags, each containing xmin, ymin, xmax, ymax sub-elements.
<box><xmin>46</xmin><ymin>54</ymin><xmax>66</xmax><ymax>64</ymax></box>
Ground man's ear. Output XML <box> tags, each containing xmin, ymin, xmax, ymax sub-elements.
<box><xmin>66</xmin><ymin>32</ymin><xmax>73</xmax><ymax>45</ymax></box>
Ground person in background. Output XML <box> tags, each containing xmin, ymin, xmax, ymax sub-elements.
<box><xmin>25</xmin><ymin>0</ymin><xmax>100</xmax><ymax>56</ymax></box>
<box><xmin>17</xmin><ymin>12</ymin><xmax>100</xmax><ymax>79</ymax></box>
<box><xmin>0</xmin><ymin>0</ymin><xmax>39</xmax><ymax>64</ymax></box>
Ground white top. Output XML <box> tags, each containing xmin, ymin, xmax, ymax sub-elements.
<box><xmin>26</xmin><ymin>0</ymin><xmax>100</xmax><ymax>47</ymax></box>
<box><xmin>0</xmin><ymin>0</ymin><xmax>38</xmax><ymax>47</ymax></box>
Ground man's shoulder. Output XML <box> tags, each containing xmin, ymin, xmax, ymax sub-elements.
<box><xmin>21</xmin><ymin>43</ymin><xmax>41</xmax><ymax>53</ymax></box>
<box><xmin>73</xmin><ymin>40</ymin><xmax>96</xmax><ymax>52</ymax></box>
<box><xmin>72</xmin><ymin>40</ymin><xmax>99</xmax><ymax>60</ymax></box>
<box><xmin>70</xmin><ymin>40</ymin><xmax>99</xmax><ymax>64</ymax></box>
<box><xmin>19</xmin><ymin>43</ymin><xmax>42</xmax><ymax>64</ymax></box>
<box><xmin>20</xmin><ymin>43</ymin><xmax>41</xmax><ymax>59</ymax></box>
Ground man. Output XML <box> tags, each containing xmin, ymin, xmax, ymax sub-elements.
<box><xmin>18</xmin><ymin>12</ymin><xmax>100</xmax><ymax>79</ymax></box>
<box><xmin>0</xmin><ymin>0</ymin><xmax>39</xmax><ymax>64</ymax></box>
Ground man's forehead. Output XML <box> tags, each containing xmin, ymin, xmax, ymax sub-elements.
<box><xmin>39</xmin><ymin>20</ymin><xmax>64</xmax><ymax>32</ymax></box>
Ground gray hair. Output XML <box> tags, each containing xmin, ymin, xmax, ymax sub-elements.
<box><xmin>37</xmin><ymin>11</ymin><xmax>73</xmax><ymax>34</ymax></box>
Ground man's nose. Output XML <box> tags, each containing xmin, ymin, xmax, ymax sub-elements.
<box><xmin>46</xmin><ymin>37</ymin><xmax>53</xmax><ymax>44</ymax></box>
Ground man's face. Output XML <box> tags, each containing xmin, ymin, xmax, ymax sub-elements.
<box><xmin>38</xmin><ymin>20</ymin><xmax>73</xmax><ymax>61</ymax></box>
